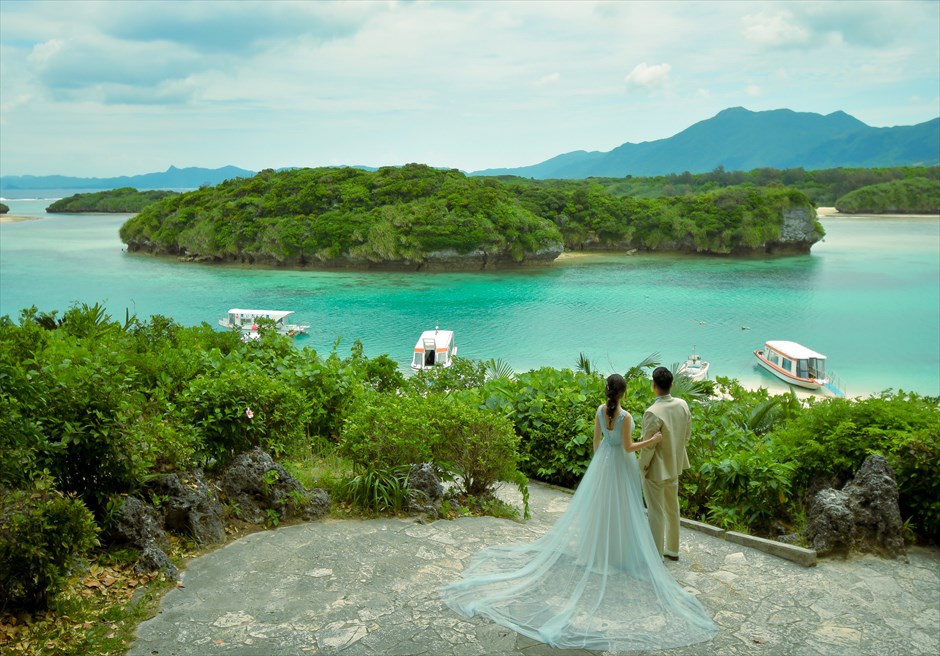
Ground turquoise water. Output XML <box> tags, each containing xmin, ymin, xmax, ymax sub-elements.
<box><xmin>1</xmin><ymin>198</ymin><xmax>938</xmax><ymax>396</ymax></box>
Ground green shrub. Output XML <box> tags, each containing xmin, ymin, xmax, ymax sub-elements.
<box><xmin>888</xmin><ymin>429</ymin><xmax>940</xmax><ymax>541</ymax></box>
<box><xmin>697</xmin><ymin>437</ymin><xmax>796</xmax><ymax>530</ymax></box>
<box><xmin>434</xmin><ymin>394</ymin><xmax>522</xmax><ymax>498</ymax></box>
<box><xmin>275</xmin><ymin>341</ymin><xmax>385</xmax><ymax>440</ymax></box>
<box><xmin>340</xmin><ymin>389</ymin><xmax>529</xmax><ymax>515</ymax></box>
<box><xmin>0</xmin><ymin>483</ymin><xmax>99</xmax><ymax>611</ymax></box>
<box><xmin>408</xmin><ymin>356</ymin><xmax>487</xmax><ymax>394</ymax></box>
<box><xmin>340</xmin><ymin>392</ymin><xmax>438</xmax><ymax>469</ymax></box>
<box><xmin>181</xmin><ymin>363</ymin><xmax>311</xmax><ymax>466</ymax></box>
<box><xmin>772</xmin><ymin>391</ymin><xmax>940</xmax><ymax>539</ymax></box>
<box><xmin>681</xmin><ymin>381</ymin><xmax>802</xmax><ymax>530</ymax></box>
<box><xmin>21</xmin><ymin>339</ymin><xmax>154</xmax><ymax>516</ymax></box>
<box><xmin>0</xmin><ymin>380</ymin><xmax>43</xmax><ymax>490</ymax></box>
<box><xmin>483</xmin><ymin>368</ymin><xmax>603</xmax><ymax>488</ymax></box>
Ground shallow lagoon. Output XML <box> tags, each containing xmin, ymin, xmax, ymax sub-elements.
<box><xmin>1</xmin><ymin>198</ymin><xmax>938</xmax><ymax>396</ymax></box>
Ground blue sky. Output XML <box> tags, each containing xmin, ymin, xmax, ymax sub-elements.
<box><xmin>1</xmin><ymin>0</ymin><xmax>938</xmax><ymax>177</ymax></box>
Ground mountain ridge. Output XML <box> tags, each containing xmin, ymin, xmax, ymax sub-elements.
<box><xmin>2</xmin><ymin>108</ymin><xmax>938</xmax><ymax>188</ymax></box>
<box><xmin>471</xmin><ymin>107</ymin><xmax>939</xmax><ymax>179</ymax></box>
<box><xmin>0</xmin><ymin>165</ymin><xmax>256</xmax><ymax>192</ymax></box>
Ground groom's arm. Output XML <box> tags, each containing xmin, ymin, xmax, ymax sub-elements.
<box><xmin>638</xmin><ymin>410</ymin><xmax>663</xmax><ymax>471</ymax></box>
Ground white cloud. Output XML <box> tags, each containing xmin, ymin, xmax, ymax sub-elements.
<box><xmin>742</xmin><ymin>10</ymin><xmax>811</xmax><ymax>48</ymax></box>
<box><xmin>27</xmin><ymin>35</ymin><xmax>205</xmax><ymax>103</ymax></box>
<box><xmin>746</xmin><ymin>84</ymin><xmax>762</xmax><ymax>97</ymax></box>
<box><xmin>624</xmin><ymin>63</ymin><xmax>672</xmax><ymax>92</ymax></box>
<box><xmin>0</xmin><ymin>0</ymin><xmax>937</xmax><ymax>176</ymax></box>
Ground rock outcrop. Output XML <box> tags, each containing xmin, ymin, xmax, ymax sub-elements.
<box><xmin>147</xmin><ymin>470</ymin><xmax>226</xmax><ymax>546</ymax></box>
<box><xmin>110</xmin><ymin>496</ymin><xmax>179</xmax><ymax>579</ymax></box>
<box><xmin>767</xmin><ymin>207</ymin><xmax>822</xmax><ymax>254</ymax></box>
<box><xmin>407</xmin><ymin>463</ymin><xmax>445</xmax><ymax>518</ymax></box>
<box><xmin>110</xmin><ymin>496</ymin><xmax>170</xmax><ymax>552</ymax></box>
<box><xmin>806</xmin><ymin>455</ymin><xmax>905</xmax><ymax>558</ymax></box>
<box><xmin>220</xmin><ymin>448</ymin><xmax>331</xmax><ymax>524</ymax></box>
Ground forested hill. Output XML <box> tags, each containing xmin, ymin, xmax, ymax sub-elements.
<box><xmin>46</xmin><ymin>188</ymin><xmax>178</xmax><ymax>213</ymax></box>
<box><xmin>473</xmin><ymin>108</ymin><xmax>940</xmax><ymax>179</ymax></box>
<box><xmin>119</xmin><ymin>165</ymin><xmax>821</xmax><ymax>270</ymax></box>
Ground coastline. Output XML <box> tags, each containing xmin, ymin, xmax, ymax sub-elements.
<box><xmin>817</xmin><ymin>206</ymin><xmax>940</xmax><ymax>219</ymax></box>
<box><xmin>0</xmin><ymin>214</ymin><xmax>42</xmax><ymax>223</ymax></box>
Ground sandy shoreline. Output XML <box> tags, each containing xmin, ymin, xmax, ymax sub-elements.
<box><xmin>0</xmin><ymin>214</ymin><xmax>42</xmax><ymax>223</ymax></box>
<box><xmin>817</xmin><ymin>206</ymin><xmax>940</xmax><ymax>219</ymax></box>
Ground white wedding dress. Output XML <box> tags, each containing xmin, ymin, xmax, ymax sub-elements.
<box><xmin>439</xmin><ymin>407</ymin><xmax>718</xmax><ymax>652</ymax></box>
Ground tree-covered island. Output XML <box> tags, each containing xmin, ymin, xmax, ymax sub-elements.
<box><xmin>119</xmin><ymin>165</ymin><xmax>823</xmax><ymax>270</ymax></box>
<box><xmin>46</xmin><ymin>187</ymin><xmax>179</xmax><ymax>213</ymax></box>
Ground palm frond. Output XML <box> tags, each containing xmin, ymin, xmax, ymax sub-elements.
<box><xmin>576</xmin><ymin>352</ymin><xmax>594</xmax><ymax>375</ymax></box>
<box><xmin>624</xmin><ymin>352</ymin><xmax>660</xmax><ymax>382</ymax></box>
<box><xmin>484</xmin><ymin>358</ymin><xmax>515</xmax><ymax>380</ymax></box>
<box><xmin>669</xmin><ymin>363</ymin><xmax>715</xmax><ymax>400</ymax></box>
<box><xmin>745</xmin><ymin>396</ymin><xmax>788</xmax><ymax>435</ymax></box>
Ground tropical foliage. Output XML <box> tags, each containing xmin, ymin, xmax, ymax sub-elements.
<box><xmin>2</xmin><ymin>304</ymin><xmax>937</xmax><ymax>618</ymax></box>
<box><xmin>506</xmin><ymin>165</ymin><xmax>939</xmax><ymax>208</ymax></box>
<box><xmin>834</xmin><ymin>177</ymin><xmax>940</xmax><ymax>213</ymax></box>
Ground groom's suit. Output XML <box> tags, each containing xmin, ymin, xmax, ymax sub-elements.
<box><xmin>639</xmin><ymin>394</ymin><xmax>691</xmax><ymax>559</ymax></box>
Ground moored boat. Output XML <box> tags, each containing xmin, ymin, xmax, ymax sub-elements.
<box><xmin>218</xmin><ymin>308</ymin><xmax>310</xmax><ymax>338</ymax></box>
<box><xmin>754</xmin><ymin>340</ymin><xmax>831</xmax><ymax>390</ymax></box>
<box><xmin>678</xmin><ymin>347</ymin><xmax>710</xmax><ymax>381</ymax></box>
<box><xmin>411</xmin><ymin>326</ymin><xmax>457</xmax><ymax>370</ymax></box>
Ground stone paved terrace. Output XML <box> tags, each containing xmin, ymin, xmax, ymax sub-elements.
<box><xmin>130</xmin><ymin>482</ymin><xmax>940</xmax><ymax>656</ymax></box>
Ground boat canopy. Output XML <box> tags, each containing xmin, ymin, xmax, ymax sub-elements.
<box><xmin>765</xmin><ymin>340</ymin><xmax>827</xmax><ymax>361</ymax></box>
<box><xmin>227</xmin><ymin>309</ymin><xmax>295</xmax><ymax>322</ymax></box>
<box><xmin>413</xmin><ymin>329</ymin><xmax>454</xmax><ymax>352</ymax></box>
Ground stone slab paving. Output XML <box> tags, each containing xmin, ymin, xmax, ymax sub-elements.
<box><xmin>130</xmin><ymin>482</ymin><xmax>939</xmax><ymax>656</ymax></box>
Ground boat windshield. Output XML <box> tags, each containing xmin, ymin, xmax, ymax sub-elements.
<box><xmin>796</xmin><ymin>359</ymin><xmax>809</xmax><ymax>378</ymax></box>
<box><xmin>808</xmin><ymin>357</ymin><xmax>825</xmax><ymax>378</ymax></box>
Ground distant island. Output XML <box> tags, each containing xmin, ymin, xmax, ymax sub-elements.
<box><xmin>46</xmin><ymin>188</ymin><xmax>179</xmax><ymax>213</ymax></box>
<box><xmin>119</xmin><ymin>164</ymin><xmax>822</xmax><ymax>270</ymax></box>
<box><xmin>834</xmin><ymin>178</ymin><xmax>940</xmax><ymax>214</ymax></box>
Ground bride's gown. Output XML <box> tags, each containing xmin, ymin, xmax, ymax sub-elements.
<box><xmin>439</xmin><ymin>407</ymin><xmax>718</xmax><ymax>652</ymax></box>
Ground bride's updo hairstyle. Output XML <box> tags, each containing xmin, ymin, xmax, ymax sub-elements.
<box><xmin>604</xmin><ymin>373</ymin><xmax>627</xmax><ymax>426</ymax></box>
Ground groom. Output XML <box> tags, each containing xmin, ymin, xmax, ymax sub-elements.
<box><xmin>638</xmin><ymin>367</ymin><xmax>691</xmax><ymax>561</ymax></box>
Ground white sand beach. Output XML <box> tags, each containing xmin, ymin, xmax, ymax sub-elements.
<box><xmin>0</xmin><ymin>214</ymin><xmax>42</xmax><ymax>223</ymax></box>
<box><xmin>818</xmin><ymin>206</ymin><xmax>940</xmax><ymax>219</ymax></box>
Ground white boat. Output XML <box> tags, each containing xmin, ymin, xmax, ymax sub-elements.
<box><xmin>411</xmin><ymin>326</ymin><xmax>457</xmax><ymax>370</ymax></box>
<box><xmin>754</xmin><ymin>340</ymin><xmax>831</xmax><ymax>390</ymax></box>
<box><xmin>678</xmin><ymin>348</ymin><xmax>710</xmax><ymax>381</ymax></box>
<box><xmin>218</xmin><ymin>308</ymin><xmax>310</xmax><ymax>338</ymax></box>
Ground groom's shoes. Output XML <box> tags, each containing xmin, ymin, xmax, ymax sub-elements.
<box><xmin>663</xmin><ymin>554</ymin><xmax>679</xmax><ymax>561</ymax></box>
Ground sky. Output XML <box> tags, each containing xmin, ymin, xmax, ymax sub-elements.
<box><xmin>1</xmin><ymin>0</ymin><xmax>938</xmax><ymax>178</ymax></box>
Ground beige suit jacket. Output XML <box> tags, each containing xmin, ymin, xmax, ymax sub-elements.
<box><xmin>639</xmin><ymin>394</ymin><xmax>691</xmax><ymax>481</ymax></box>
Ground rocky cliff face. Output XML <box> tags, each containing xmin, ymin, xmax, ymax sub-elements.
<box><xmin>771</xmin><ymin>207</ymin><xmax>823</xmax><ymax>253</ymax></box>
<box><xmin>126</xmin><ymin>243</ymin><xmax>565</xmax><ymax>271</ymax></box>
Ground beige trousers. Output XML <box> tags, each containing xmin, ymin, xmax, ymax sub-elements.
<box><xmin>643</xmin><ymin>476</ymin><xmax>680</xmax><ymax>558</ymax></box>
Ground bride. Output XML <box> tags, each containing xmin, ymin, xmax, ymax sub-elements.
<box><xmin>439</xmin><ymin>373</ymin><xmax>718</xmax><ymax>651</ymax></box>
